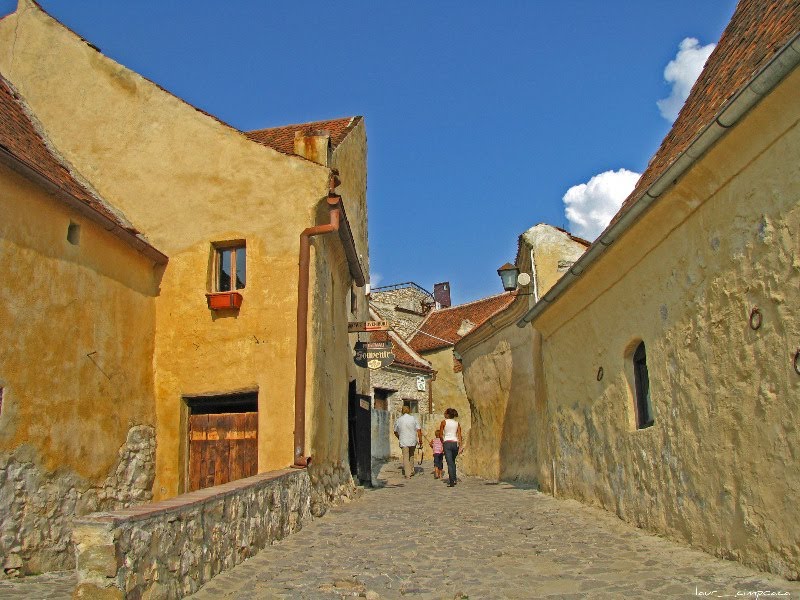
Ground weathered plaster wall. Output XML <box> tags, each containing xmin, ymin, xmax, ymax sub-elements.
<box><xmin>0</xmin><ymin>2</ymin><xmax>366</xmax><ymax>499</ymax></box>
<box><xmin>423</xmin><ymin>347</ymin><xmax>470</xmax><ymax>440</ymax></box>
<box><xmin>457</xmin><ymin>224</ymin><xmax>589</xmax><ymax>481</ymax></box>
<box><xmin>0</xmin><ymin>164</ymin><xmax>160</xmax><ymax>574</ymax></box>
<box><xmin>305</xmin><ymin>123</ymin><xmax>371</xmax><ymax>498</ymax></box>
<box><xmin>459</xmin><ymin>320</ymin><xmax>548</xmax><ymax>482</ymax></box>
<box><xmin>534</xmin><ymin>69</ymin><xmax>800</xmax><ymax>578</ymax></box>
<box><xmin>524</xmin><ymin>225</ymin><xmax>587</xmax><ymax>297</ymax></box>
<box><xmin>371</xmin><ymin>409</ymin><xmax>390</xmax><ymax>460</ymax></box>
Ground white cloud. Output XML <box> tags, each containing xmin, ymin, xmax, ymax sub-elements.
<box><xmin>657</xmin><ymin>37</ymin><xmax>715</xmax><ymax>122</ymax></box>
<box><xmin>370</xmin><ymin>272</ymin><xmax>383</xmax><ymax>288</ymax></box>
<box><xmin>563</xmin><ymin>168</ymin><xmax>641</xmax><ymax>241</ymax></box>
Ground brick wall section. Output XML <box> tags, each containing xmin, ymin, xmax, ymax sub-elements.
<box><xmin>71</xmin><ymin>469</ymin><xmax>332</xmax><ymax>599</ymax></box>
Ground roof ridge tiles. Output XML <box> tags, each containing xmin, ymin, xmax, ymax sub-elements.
<box><xmin>245</xmin><ymin>116</ymin><xmax>363</xmax><ymax>156</ymax></box>
<box><xmin>433</xmin><ymin>291</ymin><xmax>513</xmax><ymax>312</ymax></box>
<box><xmin>247</xmin><ymin>116</ymin><xmax>359</xmax><ymax>135</ymax></box>
<box><xmin>608</xmin><ymin>0</ymin><xmax>800</xmax><ymax>229</ymax></box>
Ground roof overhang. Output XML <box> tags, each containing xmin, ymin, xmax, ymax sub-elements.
<box><xmin>0</xmin><ymin>145</ymin><xmax>168</xmax><ymax>265</ymax></box>
<box><xmin>517</xmin><ymin>31</ymin><xmax>800</xmax><ymax>329</ymax></box>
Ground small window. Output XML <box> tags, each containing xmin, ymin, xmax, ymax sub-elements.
<box><xmin>215</xmin><ymin>243</ymin><xmax>246</xmax><ymax>291</ymax></box>
<box><xmin>67</xmin><ymin>222</ymin><xmax>80</xmax><ymax>245</ymax></box>
<box><xmin>350</xmin><ymin>285</ymin><xmax>357</xmax><ymax>314</ymax></box>
<box><xmin>403</xmin><ymin>399</ymin><xmax>419</xmax><ymax>414</ymax></box>
<box><xmin>633</xmin><ymin>342</ymin><xmax>654</xmax><ymax>429</ymax></box>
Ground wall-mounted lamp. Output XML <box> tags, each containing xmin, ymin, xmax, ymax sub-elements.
<box><xmin>497</xmin><ymin>263</ymin><xmax>533</xmax><ymax>293</ymax></box>
<box><xmin>497</xmin><ymin>263</ymin><xmax>520</xmax><ymax>292</ymax></box>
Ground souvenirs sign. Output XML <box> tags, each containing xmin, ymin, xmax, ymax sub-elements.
<box><xmin>354</xmin><ymin>341</ymin><xmax>395</xmax><ymax>370</ymax></box>
<box><xmin>347</xmin><ymin>320</ymin><xmax>391</xmax><ymax>333</ymax></box>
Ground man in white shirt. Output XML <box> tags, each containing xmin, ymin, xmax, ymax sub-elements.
<box><xmin>394</xmin><ymin>406</ymin><xmax>422</xmax><ymax>479</ymax></box>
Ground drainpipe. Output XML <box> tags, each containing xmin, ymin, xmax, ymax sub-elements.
<box><xmin>293</xmin><ymin>176</ymin><xmax>342</xmax><ymax>468</ymax></box>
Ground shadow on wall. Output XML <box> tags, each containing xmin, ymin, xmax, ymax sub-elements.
<box><xmin>461</xmin><ymin>325</ymin><xmax>551</xmax><ymax>487</ymax></box>
<box><xmin>497</xmin><ymin>328</ymin><xmax>550</xmax><ymax>486</ymax></box>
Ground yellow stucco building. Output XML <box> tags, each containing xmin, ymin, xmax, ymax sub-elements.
<box><xmin>457</xmin><ymin>0</ymin><xmax>799</xmax><ymax>579</ymax></box>
<box><xmin>0</xmin><ymin>0</ymin><xmax>370</xmax><ymax>575</ymax></box>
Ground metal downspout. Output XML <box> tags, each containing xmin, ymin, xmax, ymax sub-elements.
<box><xmin>293</xmin><ymin>185</ymin><xmax>342</xmax><ymax>468</ymax></box>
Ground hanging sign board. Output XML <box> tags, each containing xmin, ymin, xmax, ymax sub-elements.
<box><xmin>348</xmin><ymin>320</ymin><xmax>391</xmax><ymax>333</ymax></box>
<box><xmin>354</xmin><ymin>341</ymin><xmax>395</xmax><ymax>370</ymax></box>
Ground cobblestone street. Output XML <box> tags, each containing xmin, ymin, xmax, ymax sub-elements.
<box><xmin>185</xmin><ymin>461</ymin><xmax>799</xmax><ymax>599</ymax></box>
<box><xmin>2</xmin><ymin>460</ymin><xmax>798</xmax><ymax>599</ymax></box>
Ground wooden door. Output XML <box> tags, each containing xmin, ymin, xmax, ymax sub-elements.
<box><xmin>188</xmin><ymin>412</ymin><xmax>258</xmax><ymax>492</ymax></box>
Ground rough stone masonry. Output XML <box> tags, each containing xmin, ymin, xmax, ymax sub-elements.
<box><xmin>0</xmin><ymin>425</ymin><xmax>155</xmax><ymax>577</ymax></box>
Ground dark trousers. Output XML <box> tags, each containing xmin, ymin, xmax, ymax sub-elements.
<box><xmin>443</xmin><ymin>441</ymin><xmax>459</xmax><ymax>484</ymax></box>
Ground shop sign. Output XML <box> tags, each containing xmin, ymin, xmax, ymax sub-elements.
<box><xmin>348</xmin><ymin>320</ymin><xmax>391</xmax><ymax>333</ymax></box>
<box><xmin>354</xmin><ymin>341</ymin><xmax>395</xmax><ymax>370</ymax></box>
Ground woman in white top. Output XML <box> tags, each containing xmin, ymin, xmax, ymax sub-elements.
<box><xmin>439</xmin><ymin>408</ymin><xmax>463</xmax><ymax>487</ymax></box>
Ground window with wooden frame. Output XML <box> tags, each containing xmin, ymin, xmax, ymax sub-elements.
<box><xmin>632</xmin><ymin>341</ymin><xmax>654</xmax><ymax>429</ymax></box>
<box><xmin>213</xmin><ymin>242</ymin><xmax>246</xmax><ymax>292</ymax></box>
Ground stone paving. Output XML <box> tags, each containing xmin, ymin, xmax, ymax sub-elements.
<box><xmin>0</xmin><ymin>571</ymin><xmax>75</xmax><ymax>599</ymax></box>
<box><xmin>188</xmin><ymin>461</ymin><xmax>800</xmax><ymax>599</ymax></box>
<box><xmin>2</xmin><ymin>460</ymin><xmax>799</xmax><ymax>599</ymax></box>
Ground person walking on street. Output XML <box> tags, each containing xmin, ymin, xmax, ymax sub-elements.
<box><xmin>394</xmin><ymin>406</ymin><xmax>422</xmax><ymax>479</ymax></box>
<box><xmin>429</xmin><ymin>429</ymin><xmax>444</xmax><ymax>479</ymax></box>
<box><xmin>439</xmin><ymin>408</ymin><xmax>462</xmax><ymax>487</ymax></box>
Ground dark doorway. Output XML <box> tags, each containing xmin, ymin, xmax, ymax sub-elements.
<box><xmin>185</xmin><ymin>392</ymin><xmax>258</xmax><ymax>492</ymax></box>
<box><xmin>347</xmin><ymin>381</ymin><xmax>372</xmax><ymax>486</ymax></box>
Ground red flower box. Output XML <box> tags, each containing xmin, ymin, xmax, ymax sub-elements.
<box><xmin>205</xmin><ymin>292</ymin><xmax>243</xmax><ymax>310</ymax></box>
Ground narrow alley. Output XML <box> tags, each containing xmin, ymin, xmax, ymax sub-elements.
<box><xmin>2</xmin><ymin>459</ymin><xmax>799</xmax><ymax>599</ymax></box>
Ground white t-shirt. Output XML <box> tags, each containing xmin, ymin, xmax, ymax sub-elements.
<box><xmin>442</xmin><ymin>418</ymin><xmax>459</xmax><ymax>442</ymax></box>
<box><xmin>394</xmin><ymin>413</ymin><xmax>421</xmax><ymax>447</ymax></box>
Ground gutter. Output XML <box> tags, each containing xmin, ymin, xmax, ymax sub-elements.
<box><xmin>517</xmin><ymin>31</ymin><xmax>800</xmax><ymax>328</ymax></box>
<box><xmin>0</xmin><ymin>147</ymin><xmax>168</xmax><ymax>265</ymax></box>
<box><xmin>293</xmin><ymin>175</ymin><xmax>365</xmax><ymax>468</ymax></box>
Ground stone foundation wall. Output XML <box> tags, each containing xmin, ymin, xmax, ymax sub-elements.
<box><xmin>73</xmin><ymin>469</ymin><xmax>315</xmax><ymax>599</ymax></box>
<box><xmin>307</xmin><ymin>462</ymin><xmax>361</xmax><ymax>518</ymax></box>
<box><xmin>0</xmin><ymin>425</ymin><xmax>155</xmax><ymax>577</ymax></box>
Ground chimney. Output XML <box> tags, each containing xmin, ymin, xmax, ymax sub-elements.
<box><xmin>433</xmin><ymin>282</ymin><xmax>451</xmax><ymax>308</ymax></box>
<box><xmin>293</xmin><ymin>130</ymin><xmax>331</xmax><ymax>166</ymax></box>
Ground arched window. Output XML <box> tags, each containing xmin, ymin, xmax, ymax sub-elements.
<box><xmin>633</xmin><ymin>342</ymin><xmax>654</xmax><ymax>429</ymax></box>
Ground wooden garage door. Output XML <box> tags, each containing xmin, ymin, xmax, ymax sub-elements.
<box><xmin>188</xmin><ymin>412</ymin><xmax>258</xmax><ymax>492</ymax></box>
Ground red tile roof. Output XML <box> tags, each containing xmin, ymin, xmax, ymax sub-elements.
<box><xmin>246</xmin><ymin>116</ymin><xmax>362</xmax><ymax>156</ymax></box>
<box><xmin>370</xmin><ymin>329</ymin><xmax>433</xmax><ymax>373</ymax></box>
<box><xmin>611</xmin><ymin>0</ymin><xmax>800</xmax><ymax>228</ymax></box>
<box><xmin>369</xmin><ymin>307</ymin><xmax>433</xmax><ymax>372</ymax></box>
<box><xmin>0</xmin><ymin>75</ymin><xmax>167</xmax><ymax>261</ymax></box>
<box><xmin>409</xmin><ymin>293</ymin><xmax>516</xmax><ymax>354</ymax></box>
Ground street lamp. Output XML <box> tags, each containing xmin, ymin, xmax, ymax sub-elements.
<box><xmin>497</xmin><ymin>263</ymin><xmax>520</xmax><ymax>292</ymax></box>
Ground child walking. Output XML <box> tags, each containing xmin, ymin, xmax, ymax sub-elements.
<box><xmin>429</xmin><ymin>429</ymin><xmax>444</xmax><ymax>479</ymax></box>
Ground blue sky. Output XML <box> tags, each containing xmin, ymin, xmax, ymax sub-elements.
<box><xmin>2</xmin><ymin>1</ymin><xmax>737</xmax><ymax>304</ymax></box>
